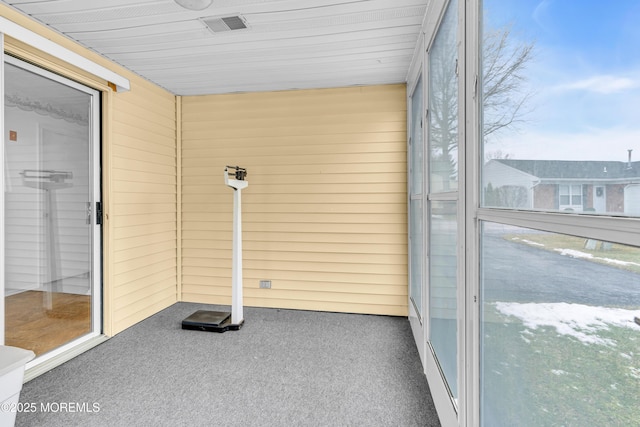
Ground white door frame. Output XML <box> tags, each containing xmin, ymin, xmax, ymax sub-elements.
<box><xmin>407</xmin><ymin>31</ymin><xmax>427</xmax><ymax>366</ymax></box>
<box><xmin>1</xmin><ymin>55</ymin><xmax>102</xmax><ymax>369</ymax></box>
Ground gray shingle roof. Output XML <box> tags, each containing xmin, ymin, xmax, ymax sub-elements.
<box><xmin>494</xmin><ymin>159</ymin><xmax>640</xmax><ymax>180</ymax></box>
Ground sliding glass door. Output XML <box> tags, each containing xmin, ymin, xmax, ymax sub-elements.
<box><xmin>2</xmin><ymin>56</ymin><xmax>101</xmax><ymax>363</ymax></box>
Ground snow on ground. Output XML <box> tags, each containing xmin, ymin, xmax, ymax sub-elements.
<box><xmin>494</xmin><ymin>301</ymin><xmax>640</xmax><ymax>346</ymax></box>
<box><xmin>554</xmin><ymin>248</ymin><xmax>640</xmax><ymax>268</ymax></box>
<box><xmin>511</xmin><ymin>237</ymin><xmax>545</xmax><ymax>247</ymax></box>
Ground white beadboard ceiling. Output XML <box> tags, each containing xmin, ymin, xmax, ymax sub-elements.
<box><xmin>2</xmin><ymin>0</ymin><xmax>428</xmax><ymax>95</ymax></box>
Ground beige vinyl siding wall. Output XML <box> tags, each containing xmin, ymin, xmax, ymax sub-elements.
<box><xmin>181</xmin><ymin>84</ymin><xmax>408</xmax><ymax>316</ymax></box>
<box><xmin>110</xmin><ymin>82</ymin><xmax>177</xmax><ymax>334</ymax></box>
<box><xmin>1</xmin><ymin>5</ymin><xmax>178</xmax><ymax>335</ymax></box>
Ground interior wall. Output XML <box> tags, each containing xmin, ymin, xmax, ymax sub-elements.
<box><xmin>0</xmin><ymin>5</ymin><xmax>178</xmax><ymax>335</ymax></box>
<box><xmin>181</xmin><ymin>84</ymin><xmax>408</xmax><ymax>316</ymax></box>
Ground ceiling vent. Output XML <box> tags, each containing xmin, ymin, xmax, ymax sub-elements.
<box><xmin>202</xmin><ymin>15</ymin><xmax>249</xmax><ymax>33</ymax></box>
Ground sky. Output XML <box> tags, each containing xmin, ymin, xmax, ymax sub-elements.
<box><xmin>482</xmin><ymin>0</ymin><xmax>640</xmax><ymax>161</ymax></box>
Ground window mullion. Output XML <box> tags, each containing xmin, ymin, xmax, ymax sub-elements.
<box><xmin>477</xmin><ymin>208</ymin><xmax>640</xmax><ymax>247</ymax></box>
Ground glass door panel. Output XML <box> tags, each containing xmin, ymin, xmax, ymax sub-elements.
<box><xmin>426</xmin><ymin>0</ymin><xmax>459</xmax><ymax>405</ymax></box>
<box><xmin>410</xmin><ymin>75</ymin><xmax>424</xmax><ymax>318</ymax></box>
<box><xmin>429</xmin><ymin>200</ymin><xmax>458</xmax><ymax>399</ymax></box>
<box><xmin>3</xmin><ymin>58</ymin><xmax>100</xmax><ymax>358</ymax></box>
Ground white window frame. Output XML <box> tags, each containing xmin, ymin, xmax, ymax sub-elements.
<box><xmin>407</xmin><ymin>57</ymin><xmax>428</xmax><ymax>366</ymax></box>
<box><xmin>559</xmin><ymin>183</ymin><xmax>583</xmax><ymax>211</ymax></box>
<box><xmin>406</xmin><ymin>0</ymin><xmax>468</xmax><ymax>426</ymax></box>
<box><xmin>0</xmin><ymin>17</ymin><xmax>129</xmax><ymax>92</ymax></box>
<box><xmin>467</xmin><ymin>1</ymin><xmax>640</xmax><ymax>427</ymax></box>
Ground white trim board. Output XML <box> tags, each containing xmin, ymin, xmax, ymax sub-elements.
<box><xmin>0</xmin><ymin>16</ymin><xmax>130</xmax><ymax>92</ymax></box>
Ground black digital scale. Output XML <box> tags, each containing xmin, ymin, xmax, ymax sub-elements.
<box><xmin>181</xmin><ymin>310</ymin><xmax>243</xmax><ymax>332</ymax></box>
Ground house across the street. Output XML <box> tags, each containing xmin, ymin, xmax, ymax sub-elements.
<box><xmin>484</xmin><ymin>157</ymin><xmax>640</xmax><ymax>214</ymax></box>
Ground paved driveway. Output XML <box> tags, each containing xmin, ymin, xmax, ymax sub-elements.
<box><xmin>482</xmin><ymin>234</ymin><xmax>640</xmax><ymax>308</ymax></box>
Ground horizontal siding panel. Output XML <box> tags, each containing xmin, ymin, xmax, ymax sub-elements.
<box><xmin>182</xmin><ymin>202</ymin><xmax>404</xmax><ymax>215</ymax></box>
<box><xmin>182</xmin><ymin>221</ymin><xmax>406</xmax><ymax>235</ymax></box>
<box><xmin>115</xmin><ymin>240</ymin><xmax>176</xmax><ymax>264</ymax></box>
<box><xmin>183</xmin><ymin>212</ymin><xmax>405</xmax><ymax>224</ymax></box>
<box><xmin>181</xmin><ymin>84</ymin><xmax>407</xmax><ymax>316</ymax></box>
<box><xmin>115</xmin><ymin>259</ymin><xmax>177</xmax><ymax>288</ymax></box>
<box><xmin>113</xmin><ymin>212</ymin><xmax>175</xmax><ymax>228</ymax></box>
<box><xmin>115</xmin><ymin>192</ymin><xmax>177</xmax><ymax>204</ymax></box>
<box><xmin>113</xmin><ymin>290</ymin><xmax>176</xmax><ymax>334</ymax></box>
<box><xmin>115</xmin><ymin>267</ymin><xmax>177</xmax><ymax>294</ymax></box>
<box><xmin>114</xmin><ymin>224</ymin><xmax>176</xmax><ymax>241</ymax></box>
<box><xmin>116</xmin><ymin>94</ymin><xmax>176</xmax><ymax>125</ymax></box>
<box><xmin>113</xmin><ymin>122</ymin><xmax>175</xmax><ymax>150</ymax></box>
<box><xmin>181</xmin><ymin>142</ymin><xmax>404</xmax><ymax>160</ymax></box>
<box><xmin>112</xmin><ymin>169</ymin><xmax>175</xmax><ymax>186</ymax></box>
<box><xmin>182</xmin><ymin>85</ymin><xmax>405</xmax><ymax>110</ymax></box>
<box><xmin>182</xmin><ymin>267</ymin><xmax>405</xmax><ymax>287</ymax></box>
<box><xmin>183</xmin><ymin>172</ymin><xmax>406</xmax><ymax>187</ymax></box>
<box><xmin>183</xmin><ymin>257</ymin><xmax>406</xmax><ymax>276</ymax></box>
<box><xmin>114</xmin><ymin>203</ymin><xmax>176</xmax><ymax>216</ymax></box>
<box><xmin>186</xmin><ymin>110</ymin><xmax>406</xmax><ymax>125</ymax></box>
<box><xmin>182</xmin><ymin>121</ymin><xmax>405</xmax><ymax>140</ymax></box>
<box><xmin>114</xmin><ymin>277</ymin><xmax>176</xmax><ymax>308</ymax></box>
<box><xmin>183</xmin><ymin>192</ymin><xmax>406</xmax><ymax>205</ymax></box>
<box><xmin>183</xmin><ymin>276</ymin><xmax>405</xmax><ymax>296</ymax></box>
<box><xmin>182</xmin><ymin>241</ymin><xmax>406</xmax><ymax>264</ymax></box>
<box><xmin>183</xmin><ymin>182</ymin><xmax>404</xmax><ymax>195</ymax></box>
<box><xmin>181</xmin><ymin>294</ymin><xmax>406</xmax><ymax>317</ymax></box>
<box><xmin>113</xmin><ymin>181</ymin><xmax>176</xmax><ymax>195</ymax></box>
<box><xmin>116</xmin><ymin>231</ymin><xmax>176</xmax><ymax>252</ymax></box>
<box><xmin>113</xmin><ymin>145</ymin><xmax>175</xmax><ymax>167</ymax></box>
<box><xmin>182</xmin><ymin>132</ymin><xmax>405</xmax><ymax>151</ymax></box>
<box><xmin>113</xmin><ymin>107</ymin><xmax>175</xmax><ymax>140</ymax></box>
<box><xmin>183</xmin><ymin>232</ymin><xmax>407</xmax><ymax>246</ymax></box>
<box><xmin>111</xmin><ymin>150</ymin><xmax>176</xmax><ymax>174</ymax></box>
<box><xmin>183</xmin><ymin>284</ymin><xmax>405</xmax><ymax>306</ymax></box>
<box><xmin>185</xmin><ymin>111</ymin><xmax>406</xmax><ymax>127</ymax></box>
<box><xmin>115</xmin><ymin>248</ymin><xmax>176</xmax><ymax>275</ymax></box>
<box><xmin>181</xmin><ymin>152</ymin><xmax>405</xmax><ymax>169</ymax></box>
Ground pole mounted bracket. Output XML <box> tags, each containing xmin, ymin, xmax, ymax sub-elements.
<box><xmin>224</xmin><ymin>165</ymin><xmax>248</xmax><ymax>190</ymax></box>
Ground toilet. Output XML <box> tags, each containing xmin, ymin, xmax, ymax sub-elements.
<box><xmin>0</xmin><ymin>346</ymin><xmax>35</xmax><ymax>427</ymax></box>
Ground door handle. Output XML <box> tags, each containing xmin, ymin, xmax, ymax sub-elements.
<box><xmin>87</xmin><ymin>202</ymin><xmax>103</xmax><ymax>225</ymax></box>
<box><xmin>86</xmin><ymin>202</ymin><xmax>92</xmax><ymax>224</ymax></box>
<box><xmin>96</xmin><ymin>202</ymin><xmax>103</xmax><ymax>225</ymax></box>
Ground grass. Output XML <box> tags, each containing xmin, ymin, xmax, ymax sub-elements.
<box><xmin>505</xmin><ymin>233</ymin><xmax>640</xmax><ymax>274</ymax></box>
<box><xmin>482</xmin><ymin>305</ymin><xmax>640</xmax><ymax>426</ymax></box>
<box><xmin>483</xmin><ymin>233</ymin><xmax>640</xmax><ymax>425</ymax></box>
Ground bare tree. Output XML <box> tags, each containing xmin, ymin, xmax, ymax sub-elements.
<box><xmin>428</xmin><ymin>22</ymin><xmax>535</xmax><ymax>185</ymax></box>
<box><xmin>482</xmin><ymin>24</ymin><xmax>535</xmax><ymax>139</ymax></box>
<box><xmin>428</xmin><ymin>8</ymin><xmax>459</xmax><ymax>189</ymax></box>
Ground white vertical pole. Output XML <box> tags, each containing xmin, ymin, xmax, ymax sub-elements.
<box><xmin>231</xmin><ymin>187</ymin><xmax>243</xmax><ymax>325</ymax></box>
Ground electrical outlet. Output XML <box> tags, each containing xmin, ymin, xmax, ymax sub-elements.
<box><xmin>259</xmin><ymin>280</ymin><xmax>271</xmax><ymax>289</ymax></box>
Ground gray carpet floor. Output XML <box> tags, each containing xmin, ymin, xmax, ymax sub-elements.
<box><xmin>16</xmin><ymin>303</ymin><xmax>440</xmax><ymax>427</ymax></box>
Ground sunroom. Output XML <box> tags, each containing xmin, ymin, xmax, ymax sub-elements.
<box><xmin>0</xmin><ymin>1</ymin><xmax>638</xmax><ymax>426</ymax></box>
